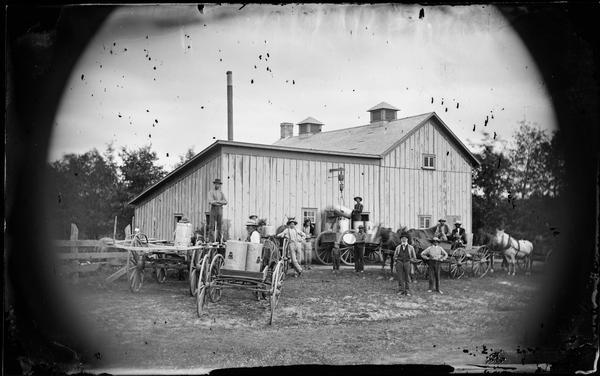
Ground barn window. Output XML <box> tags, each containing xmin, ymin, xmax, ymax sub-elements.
<box><xmin>302</xmin><ymin>208</ymin><xmax>317</xmax><ymax>226</ymax></box>
<box><xmin>418</xmin><ymin>215</ymin><xmax>432</xmax><ymax>229</ymax></box>
<box><xmin>422</xmin><ymin>154</ymin><xmax>436</xmax><ymax>169</ymax></box>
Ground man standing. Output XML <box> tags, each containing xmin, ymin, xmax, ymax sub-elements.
<box><xmin>394</xmin><ymin>234</ymin><xmax>416</xmax><ymax>296</ymax></box>
<box><xmin>208</xmin><ymin>178</ymin><xmax>227</xmax><ymax>242</ymax></box>
<box><xmin>450</xmin><ymin>220</ymin><xmax>467</xmax><ymax>250</ymax></box>
<box><xmin>277</xmin><ymin>218</ymin><xmax>306</xmax><ymax>277</ymax></box>
<box><xmin>420</xmin><ymin>237</ymin><xmax>448</xmax><ymax>294</ymax></box>
<box><xmin>302</xmin><ymin>219</ymin><xmax>315</xmax><ymax>270</ymax></box>
<box><xmin>354</xmin><ymin>225</ymin><xmax>367</xmax><ymax>273</ymax></box>
<box><xmin>351</xmin><ymin>196</ymin><xmax>363</xmax><ymax>222</ymax></box>
<box><xmin>433</xmin><ymin>219</ymin><xmax>450</xmax><ymax>241</ymax></box>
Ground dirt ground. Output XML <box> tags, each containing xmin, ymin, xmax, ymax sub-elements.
<box><xmin>67</xmin><ymin>261</ymin><xmax>549</xmax><ymax>372</ymax></box>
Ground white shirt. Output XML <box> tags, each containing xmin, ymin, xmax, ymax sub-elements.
<box><xmin>250</xmin><ymin>230</ymin><xmax>261</xmax><ymax>244</ymax></box>
<box><xmin>277</xmin><ymin>227</ymin><xmax>306</xmax><ymax>242</ymax></box>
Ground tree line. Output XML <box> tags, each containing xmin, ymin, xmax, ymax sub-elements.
<box><xmin>45</xmin><ymin>144</ymin><xmax>195</xmax><ymax>239</ymax></box>
<box><xmin>46</xmin><ymin>121</ymin><xmax>565</xmax><ymax>245</ymax></box>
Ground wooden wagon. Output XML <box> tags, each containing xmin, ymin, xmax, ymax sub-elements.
<box><xmin>314</xmin><ymin>209</ymin><xmax>382</xmax><ymax>266</ymax></box>
<box><xmin>113</xmin><ymin>232</ymin><xmax>224</xmax><ymax>294</ymax></box>
<box><xmin>195</xmin><ymin>248</ymin><xmax>286</xmax><ymax>325</ymax></box>
<box><xmin>408</xmin><ymin>238</ymin><xmax>493</xmax><ymax>280</ymax></box>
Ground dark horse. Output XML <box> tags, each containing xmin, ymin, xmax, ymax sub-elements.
<box><xmin>373</xmin><ymin>225</ymin><xmax>421</xmax><ymax>274</ymax></box>
<box><xmin>374</xmin><ymin>226</ymin><xmax>401</xmax><ymax>273</ymax></box>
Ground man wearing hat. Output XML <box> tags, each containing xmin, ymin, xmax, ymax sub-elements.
<box><xmin>245</xmin><ymin>219</ymin><xmax>261</xmax><ymax>244</ymax></box>
<box><xmin>420</xmin><ymin>237</ymin><xmax>448</xmax><ymax>294</ymax></box>
<box><xmin>450</xmin><ymin>221</ymin><xmax>467</xmax><ymax>250</ymax></box>
<box><xmin>393</xmin><ymin>234</ymin><xmax>416</xmax><ymax>295</ymax></box>
<box><xmin>354</xmin><ymin>225</ymin><xmax>367</xmax><ymax>273</ymax></box>
<box><xmin>351</xmin><ymin>196</ymin><xmax>364</xmax><ymax>222</ymax></box>
<box><xmin>208</xmin><ymin>178</ymin><xmax>228</xmax><ymax>242</ymax></box>
<box><xmin>434</xmin><ymin>218</ymin><xmax>450</xmax><ymax>241</ymax></box>
<box><xmin>277</xmin><ymin>217</ymin><xmax>306</xmax><ymax>277</ymax></box>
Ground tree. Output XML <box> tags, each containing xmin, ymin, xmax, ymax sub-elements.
<box><xmin>118</xmin><ymin>145</ymin><xmax>166</xmax><ymax>224</ymax></box>
<box><xmin>471</xmin><ymin>132</ymin><xmax>513</xmax><ymax>233</ymax></box>
<box><xmin>471</xmin><ymin>123</ymin><xmax>566</xmax><ymax>245</ymax></box>
<box><xmin>47</xmin><ymin>147</ymin><xmax>121</xmax><ymax>239</ymax></box>
<box><xmin>174</xmin><ymin>147</ymin><xmax>196</xmax><ymax>169</ymax></box>
<box><xmin>509</xmin><ymin>121</ymin><xmax>562</xmax><ymax>199</ymax></box>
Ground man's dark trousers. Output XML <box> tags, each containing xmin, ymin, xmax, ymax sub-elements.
<box><xmin>209</xmin><ymin>205</ymin><xmax>223</xmax><ymax>242</ymax></box>
<box><xmin>354</xmin><ymin>244</ymin><xmax>365</xmax><ymax>272</ymax></box>
<box><xmin>396</xmin><ymin>261</ymin><xmax>411</xmax><ymax>293</ymax></box>
<box><xmin>332</xmin><ymin>247</ymin><xmax>341</xmax><ymax>270</ymax></box>
<box><xmin>428</xmin><ymin>260</ymin><xmax>441</xmax><ymax>291</ymax></box>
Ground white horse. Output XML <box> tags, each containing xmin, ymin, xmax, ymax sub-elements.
<box><xmin>493</xmin><ymin>229</ymin><xmax>534</xmax><ymax>276</ymax></box>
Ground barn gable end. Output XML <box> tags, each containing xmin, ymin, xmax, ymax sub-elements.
<box><xmin>378</xmin><ymin>116</ymin><xmax>473</xmax><ymax>237</ymax></box>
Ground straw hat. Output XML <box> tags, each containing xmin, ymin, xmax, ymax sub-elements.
<box><xmin>432</xmin><ymin>237</ymin><xmax>440</xmax><ymax>243</ymax></box>
<box><xmin>454</xmin><ymin>220</ymin><xmax>462</xmax><ymax>226</ymax></box>
<box><xmin>245</xmin><ymin>220</ymin><xmax>257</xmax><ymax>227</ymax></box>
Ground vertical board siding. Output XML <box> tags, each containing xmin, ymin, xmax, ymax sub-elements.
<box><xmin>134</xmin><ymin>118</ymin><xmax>473</xmax><ymax>241</ymax></box>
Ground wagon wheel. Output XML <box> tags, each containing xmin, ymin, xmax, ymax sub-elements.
<box><xmin>314</xmin><ymin>231</ymin><xmax>335</xmax><ymax>265</ymax></box>
<box><xmin>155</xmin><ymin>267</ymin><xmax>167</xmax><ymax>283</ymax></box>
<box><xmin>449</xmin><ymin>248</ymin><xmax>467</xmax><ymax>279</ymax></box>
<box><xmin>128</xmin><ymin>250</ymin><xmax>145</xmax><ymax>293</ymax></box>
<box><xmin>516</xmin><ymin>254</ymin><xmax>531</xmax><ymax>273</ymax></box>
<box><xmin>196</xmin><ymin>254</ymin><xmax>210</xmax><ymax>317</ymax></box>
<box><xmin>262</xmin><ymin>239</ymin><xmax>278</xmax><ymax>270</ymax></box>
<box><xmin>189</xmin><ymin>249</ymin><xmax>199</xmax><ymax>296</ymax></box>
<box><xmin>208</xmin><ymin>254</ymin><xmax>224</xmax><ymax>303</ymax></box>
<box><xmin>471</xmin><ymin>246</ymin><xmax>491</xmax><ymax>278</ymax></box>
<box><xmin>366</xmin><ymin>245</ymin><xmax>383</xmax><ymax>264</ymax></box>
<box><xmin>281</xmin><ymin>238</ymin><xmax>290</xmax><ymax>278</ymax></box>
<box><xmin>269</xmin><ymin>260</ymin><xmax>285</xmax><ymax>325</ymax></box>
<box><xmin>340</xmin><ymin>245</ymin><xmax>354</xmax><ymax>266</ymax></box>
<box><xmin>154</xmin><ymin>254</ymin><xmax>167</xmax><ymax>284</ymax></box>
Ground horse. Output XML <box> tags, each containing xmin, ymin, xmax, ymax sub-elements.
<box><xmin>372</xmin><ymin>226</ymin><xmax>399</xmax><ymax>274</ymax></box>
<box><xmin>372</xmin><ymin>225</ymin><xmax>419</xmax><ymax>275</ymax></box>
<box><xmin>492</xmin><ymin>229</ymin><xmax>534</xmax><ymax>276</ymax></box>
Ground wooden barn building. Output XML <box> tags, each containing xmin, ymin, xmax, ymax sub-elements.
<box><xmin>129</xmin><ymin>102</ymin><xmax>480</xmax><ymax>242</ymax></box>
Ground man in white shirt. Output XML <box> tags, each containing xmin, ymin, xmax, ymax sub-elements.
<box><xmin>277</xmin><ymin>218</ymin><xmax>306</xmax><ymax>277</ymax></box>
<box><xmin>420</xmin><ymin>237</ymin><xmax>448</xmax><ymax>294</ymax></box>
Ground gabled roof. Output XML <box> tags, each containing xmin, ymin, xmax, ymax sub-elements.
<box><xmin>275</xmin><ymin>112</ymin><xmax>431</xmax><ymax>155</ymax></box>
<box><xmin>298</xmin><ymin>116</ymin><xmax>323</xmax><ymax>125</ymax></box>
<box><xmin>274</xmin><ymin>112</ymin><xmax>480</xmax><ymax>167</ymax></box>
<box><xmin>368</xmin><ymin>102</ymin><xmax>399</xmax><ymax>111</ymax></box>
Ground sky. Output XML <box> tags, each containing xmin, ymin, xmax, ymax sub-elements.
<box><xmin>49</xmin><ymin>4</ymin><xmax>557</xmax><ymax>170</ymax></box>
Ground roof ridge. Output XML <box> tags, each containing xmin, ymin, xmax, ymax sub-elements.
<box><xmin>283</xmin><ymin>112</ymin><xmax>435</xmax><ymax>138</ymax></box>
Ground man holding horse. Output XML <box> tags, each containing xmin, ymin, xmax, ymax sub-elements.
<box><xmin>420</xmin><ymin>237</ymin><xmax>448</xmax><ymax>294</ymax></box>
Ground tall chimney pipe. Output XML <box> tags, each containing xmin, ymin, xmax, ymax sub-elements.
<box><xmin>226</xmin><ymin>71</ymin><xmax>233</xmax><ymax>141</ymax></box>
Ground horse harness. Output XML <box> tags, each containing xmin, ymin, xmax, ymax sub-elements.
<box><xmin>500</xmin><ymin>234</ymin><xmax>522</xmax><ymax>257</ymax></box>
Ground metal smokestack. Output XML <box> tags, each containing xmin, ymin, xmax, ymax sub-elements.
<box><xmin>226</xmin><ymin>71</ymin><xmax>233</xmax><ymax>141</ymax></box>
